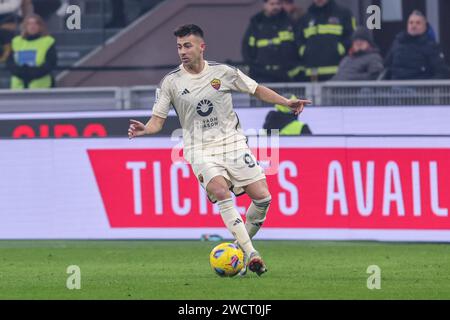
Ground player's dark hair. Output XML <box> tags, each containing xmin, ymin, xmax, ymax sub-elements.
<box><xmin>173</xmin><ymin>24</ymin><xmax>204</xmax><ymax>38</ymax></box>
<box><xmin>410</xmin><ymin>9</ymin><xmax>427</xmax><ymax>20</ymax></box>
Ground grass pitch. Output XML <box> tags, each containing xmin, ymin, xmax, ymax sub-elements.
<box><xmin>0</xmin><ymin>240</ymin><xmax>449</xmax><ymax>300</ymax></box>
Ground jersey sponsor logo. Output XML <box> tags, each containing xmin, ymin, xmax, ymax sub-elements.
<box><xmin>210</xmin><ymin>79</ymin><xmax>221</xmax><ymax>90</ymax></box>
<box><xmin>199</xmin><ymin>116</ymin><xmax>219</xmax><ymax>129</ymax></box>
<box><xmin>196</xmin><ymin>99</ymin><xmax>214</xmax><ymax>117</ymax></box>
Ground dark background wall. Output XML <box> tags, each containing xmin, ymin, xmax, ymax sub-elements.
<box><xmin>57</xmin><ymin>0</ymin><xmax>449</xmax><ymax>87</ymax></box>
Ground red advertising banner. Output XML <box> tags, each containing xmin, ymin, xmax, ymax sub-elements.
<box><xmin>88</xmin><ymin>147</ymin><xmax>450</xmax><ymax>230</ymax></box>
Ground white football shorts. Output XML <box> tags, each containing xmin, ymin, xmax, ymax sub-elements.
<box><xmin>190</xmin><ymin>148</ymin><xmax>266</xmax><ymax>203</ymax></box>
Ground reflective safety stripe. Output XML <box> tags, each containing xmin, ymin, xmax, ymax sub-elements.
<box><xmin>275</xmin><ymin>94</ymin><xmax>298</xmax><ymax>112</ymax></box>
<box><xmin>287</xmin><ymin>65</ymin><xmax>305</xmax><ymax>78</ymax></box>
<box><xmin>280</xmin><ymin>121</ymin><xmax>304</xmax><ymax>135</ymax></box>
<box><xmin>278</xmin><ymin>30</ymin><xmax>294</xmax><ymax>41</ymax></box>
<box><xmin>318</xmin><ymin>24</ymin><xmax>343</xmax><ymax>35</ymax></box>
<box><xmin>304</xmin><ymin>26</ymin><xmax>316</xmax><ymax>38</ymax></box>
<box><xmin>254</xmin><ymin>30</ymin><xmax>294</xmax><ymax>48</ymax></box>
<box><xmin>275</xmin><ymin>94</ymin><xmax>303</xmax><ymax>113</ymax></box>
<box><xmin>337</xmin><ymin>42</ymin><xmax>346</xmax><ymax>56</ymax></box>
<box><xmin>265</xmin><ymin>65</ymin><xmax>281</xmax><ymax>71</ymax></box>
<box><xmin>352</xmin><ymin>17</ymin><xmax>356</xmax><ymax>31</ymax></box>
<box><xmin>275</xmin><ymin>104</ymin><xmax>292</xmax><ymax>113</ymax></box>
<box><xmin>249</xmin><ymin>36</ymin><xmax>256</xmax><ymax>47</ymax></box>
<box><xmin>305</xmin><ymin>66</ymin><xmax>338</xmax><ymax>76</ymax></box>
<box><xmin>303</xmin><ymin>24</ymin><xmax>344</xmax><ymax>39</ymax></box>
<box><xmin>299</xmin><ymin>45</ymin><xmax>306</xmax><ymax>57</ymax></box>
<box><xmin>256</xmin><ymin>39</ymin><xmax>271</xmax><ymax>47</ymax></box>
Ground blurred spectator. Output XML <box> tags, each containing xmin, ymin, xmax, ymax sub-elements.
<box><xmin>0</xmin><ymin>0</ymin><xmax>33</xmax><ymax>32</ymax></box>
<box><xmin>384</xmin><ymin>10</ymin><xmax>449</xmax><ymax>80</ymax></box>
<box><xmin>242</xmin><ymin>0</ymin><xmax>300</xmax><ymax>83</ymax></box>
<box><xmin>281</xmin><ymin>0</ymin><xmax>304</xmax><ymax>25</ymax></box>
<box><xmin>21</xmin><ymin>0</ymin><xmax>33</xmax><ymax>16</ymax></box>
<box><xmin>7</xmin><ymin>14</ymin><xmax>57</xmax><ymax>89</ymax></box>
<box><xmin>0</xmin><ymin>0</ymin><xmax>22</xmax><ymax>27</ymax></box>
<box><xmin>0</xmin><ymin>27</ymin><xmax>13</xmax><ymax>61</ymax></box>
<box><xmin>295</xmin><ymin>0</ymin><xmax>356</xmax><ymax>82</ymax></box>
<box><xmin>0</xmin><ymin>0</ymin><xmax>25</xmax><ymax>63</ymax></box>
<box><xmin>32</xmin><ymin>0</ymin><xmax>61</xmax><ymax>21</ymax></box>
<box><xmin>426</xmin><ymin>22</ymin><xmax>436</xmax><ymax>42</ymax></box>
<box><xmin>0</xmin><ymin>0</ymin><xmax>22</xmax><ymax>21</ymax></box>
<box><xmin>263</xmin><ymin>94</ymin><xmax>312</xmax><ymax>135</ymax></box>
<box><xmin>331</xmin><ymin>27</ymin><xmax>383</xmax><ymax>81</ymax></box>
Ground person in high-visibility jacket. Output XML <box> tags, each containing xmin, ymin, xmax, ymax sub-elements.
<box><xmin>242</xmin><ymin>0</ymin><xmax>302</xmax><ymax>83</ymax></box>
<box><xmin>0</xmin><ymin>28</ymin><xmax>13</xmax><ymax>63</ymax></box>
<box><xmin>6</xmin><ymin>14</ymin><xmax>57</xmax><ymax>89</ymax></box>
<box><xmin>295</xmin><ymin>0</ymin><xmax>355</xmax><ymax>82</ymax></box>
<box><xmin>263</xmin><ymin>94</ymin><xmax>312</xmax><ymax>135</ymax></box>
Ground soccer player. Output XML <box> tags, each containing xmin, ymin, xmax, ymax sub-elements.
<box><xmin>128</xmin><ymin>24</ymin><xmax>311</xmax><ymax>276</ymax></box>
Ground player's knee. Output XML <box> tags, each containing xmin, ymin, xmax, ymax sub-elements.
<box><xmin>210</xmin><ymin>186</ymin><xmax>231</xmax><ymax>201</ymax></box>
<box><xmin>253</xmin><ymin>193</ymin><xmax>272</xmax><ymax>205</ymax></box>
<box><xmin>206</xmin><ymin>178</ymin><xmax>231</xmax><ymax>201</ymax></box>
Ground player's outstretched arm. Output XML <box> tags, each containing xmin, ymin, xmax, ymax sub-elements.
<box><xmin>128</xmin><ymin>115</ymin><xmax>166</xmax><ymax>139</ymax></box>
<box><xmin>253</xmin><ymin>85</ymin><xmax>312</xmax><ymax>116</ymax></box>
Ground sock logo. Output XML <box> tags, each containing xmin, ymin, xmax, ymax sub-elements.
<box><xmin>233</xmin><ymin>218</ymin><xmax>243</xmax><ymax>226</ymax></box>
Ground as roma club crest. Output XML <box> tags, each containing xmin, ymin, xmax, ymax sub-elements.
<box><xmin>211</xmin><ymin>79</ymin><xmax>221</xmax><ymax>90</ymax></box>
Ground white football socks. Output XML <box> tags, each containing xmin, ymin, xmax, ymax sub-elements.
<box><xmin>217</xmin><ymin>198</ymin><xmax>255</xmax><ymax>256</ymax></box>
<box><xmin>245</xmin><ymin>196</ymin><xmax>271</xmax><ymax>239</ymax></box>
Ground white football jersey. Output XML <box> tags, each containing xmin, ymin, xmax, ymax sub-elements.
<box><xmin>152</xmin><ymin>61</ymin><xmax>258</xmax><ymax>162</ymax></box>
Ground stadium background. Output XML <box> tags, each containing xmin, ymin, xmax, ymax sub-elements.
<box><xmin>0</xmin><ymin>0</ymin><xmax>449</xmax><ymax>300</ymax></box>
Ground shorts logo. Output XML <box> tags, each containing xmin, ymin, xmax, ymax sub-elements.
<box><xmin>211</xmin><ymin>79</ymin><xmax>221</xmax><ymax>90</ymax></box>
<box><xmin>244</xmin><ymin>153</ymin><xmax>256</xmax><ymax>168</ymax></box>
<box><xmin>196</xmin><ymin>99</ymin><xmax>214</xmax><ymax>117</ymax></box>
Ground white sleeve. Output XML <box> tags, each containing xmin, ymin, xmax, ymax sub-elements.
<box><xmin>229</xmin><ymin>68</ymin><xmax>259</xmax><ymax>94</ymax></box>
<box><xmin>151</xmin><ymin>77</ymin><xmax>172</xmax><ymax>119</ymax></box>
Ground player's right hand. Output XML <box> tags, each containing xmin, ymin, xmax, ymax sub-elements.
<box><xmin>128</xmin><ymin>119</ymin><xmax>146</xmax><ymax>139</ymax></box>
<box><xmin>287</xmin><ymin>99</ymin><xmax>312</xmax><ymax>116</ymax></box>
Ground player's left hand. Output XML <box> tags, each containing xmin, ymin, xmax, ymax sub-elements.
<box><xmin>287</xmin><ymin>99</ymin><xmax>312</xmax><ymax>116</ymax></box>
